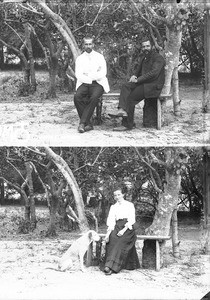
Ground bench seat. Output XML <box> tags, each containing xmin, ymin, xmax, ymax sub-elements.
<box><xmin>86</xmin><ymin>233</ymin><xmax>171</xmax><ymax>271</ymax></box>
<box><xmin>95</xmin><ymin>93</ymin><xmax>172</xmax><ymax>129</ymax></box>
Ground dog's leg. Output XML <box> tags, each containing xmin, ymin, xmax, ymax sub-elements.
<box><xmin>59</xmin><ymin>258</ymin><xmax>73</xmax><ymax>272</ymax></box>
<box><xmin>79</xmin><ymin>250</ymin><xmax>87</xmax><ymax>272</ymax></box>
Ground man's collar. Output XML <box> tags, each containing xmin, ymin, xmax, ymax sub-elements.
<box><xmin>83</xmin><ymin>50</ymin><xmax>95</xmax><ymax>56</ymax></box>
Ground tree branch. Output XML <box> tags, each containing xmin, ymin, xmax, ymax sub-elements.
<box><xmin>19</xmin><ymin>2</ymin><xmax>44</xmax><ymax>16</ymax></box>
<box><xmin>30</xmin><ymin>161</ymin><xmax>51</xmax><ymax>207</ymax></box>
<box><xmin>148</xmin><ymin>168</ymin><xmax>163</xmax><ymax>194</ymax></box>
<box><xmin>4</xmin><ymin>21</ymin><xmax>25</xmax><ymax>46</ymax></box>
<box><xmin>135</xmin><ymin>147</ymin><xmax>163</xmax><ymax>191</ymax></box>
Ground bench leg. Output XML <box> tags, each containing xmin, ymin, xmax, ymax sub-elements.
<box><xmin>157</xmin><ymin>98</ymin><xmax>162</xmax><ymax>130</ymax></box>
<box><xmin>95</xmin><ymin>97</ymin><xmax>103</xmax><ymax>125</ymax></box>
<box><xmin>143</xmin><ymin>98</ymin><xmax>158</xmax><ymax>128</ymax></box>
<box><xmin>156</xmin><ymin>240</ymin><xmax>161</xmax><ymax>271</ymax></box>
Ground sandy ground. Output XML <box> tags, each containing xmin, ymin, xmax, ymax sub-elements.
<box><xmin>0</xmin><ymin>71</ymin><xmax>208</xmax><ymax>146</ymax></box>
<box><xmin>0</xmin><ymin>207</ymin><xmax>210</xmax><ymax>300</ymax></box>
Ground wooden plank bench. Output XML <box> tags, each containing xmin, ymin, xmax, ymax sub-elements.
<box><xmin>95</xmin><ymin>93</ymin><xmax>172</xmax><ymax>129</ymax></box>
<box><xmin>86</xmin><ymin>233</ymin><xmax>171</xmax><ymax>271</ymax></box>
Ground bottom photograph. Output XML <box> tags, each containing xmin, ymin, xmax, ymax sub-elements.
<box><xmin>0</xmin><ymin>146</ymin><xmax>209</xmax><ymax>300</ymax></box>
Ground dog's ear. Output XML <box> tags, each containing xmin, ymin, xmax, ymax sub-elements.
<box><xmin>88</xmin><ymin>231</ymin><xmax>92</xmax><ymax>240</ymax></box>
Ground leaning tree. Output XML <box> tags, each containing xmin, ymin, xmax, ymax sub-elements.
<box><xmin>135</xmin><ymin>147</ymin><xmax>189</xmax><ymax>258</ymax></box>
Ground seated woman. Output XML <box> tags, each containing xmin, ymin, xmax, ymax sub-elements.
<box><xmin>102</xmin><ymin>185</ymin><xmax>140</xmax><ymax>275</ymax></box>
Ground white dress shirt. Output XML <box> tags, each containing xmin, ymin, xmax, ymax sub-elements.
<box><xmin>75</xmin><ymin>50</ymin><xmax>110</xmax><ymax>93</ymax></box>
<box><xmin>106</xmin><ymin>200</ymin><xmax>136</xmax><ymax>231</ymax></box>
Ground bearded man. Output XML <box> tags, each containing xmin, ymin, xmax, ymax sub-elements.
<box><xmin>110</xmin><ymin>38</ymin><xmax>165</xmax><ymax>131</ymax></box>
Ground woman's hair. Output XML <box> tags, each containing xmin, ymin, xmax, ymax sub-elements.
<box><xmin>112</xmin><ymin>182</ymin><xmax>127</xmax><ymax>194</ymax></box>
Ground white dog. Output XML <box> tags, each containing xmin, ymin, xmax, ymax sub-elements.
<box><xmin>58</xmin><ymin>230</ymin><xmax>100</xmax><ymax>272</ymax></box>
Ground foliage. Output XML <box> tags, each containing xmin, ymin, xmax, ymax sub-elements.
<box><xmin>0</xmin><ymin>0</ymin><xmax>204</xmax><ymax>94</ymax></box>
<box><xmin>180</xmin><ymin>4</ymin><xmax>204</xmax><ymax>74</ymax></box>
<box><xmin>180</xmin><ymin>148</ymin><xmax>203</xmax><ymax>214</ymax></box>
<box><xmin>0</xmin><ymin>147</ymin><xmax>205</xmax><ymax>233</ymax></box>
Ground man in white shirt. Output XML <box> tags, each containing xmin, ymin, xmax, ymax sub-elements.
<box><xmin>74</xmin><ymin>37</ymin><xmax>110</xmax><ymax>133</ymax></box>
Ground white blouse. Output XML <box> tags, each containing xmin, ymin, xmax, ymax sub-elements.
<box><xmin>106</xmin><ymin>200</ymin><xmax>136</xmax><ymax>231</ymax></box>
<box><xmin>75</xmin><ymin>50</ymin><xmax>110</xmax><ymax>93</ymax></box>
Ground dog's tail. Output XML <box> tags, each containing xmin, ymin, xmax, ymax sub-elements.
<box><xmin>45</xmin><ymin>267</ymin><xmax>64</xmax><ymax>272</ymax></box>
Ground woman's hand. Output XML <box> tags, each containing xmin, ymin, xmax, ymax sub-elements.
<box><xmin>117</xmin><ymin>228</ymin><xmax>127</xmax><ymax>237</ymax></box>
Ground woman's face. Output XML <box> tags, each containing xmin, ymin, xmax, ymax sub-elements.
<box><xmin>113</xmin><ymin>189</ymin><xmax>124</xmax><ymax>204</ymax></box>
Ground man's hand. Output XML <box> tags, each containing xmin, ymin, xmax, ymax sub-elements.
<box><xmin>117</xmin><ymin>228</ymin><xmax>127</xmax><ymax>237</ymax></box>
<box><xmin>129</xmin><ymin>75</ymin><xmax>137</xmax><ymax>83</ymax></box>
<box><xmin>104</xmin><ymin>232</ymin><xmax>111</xmax><ymax>243</ymax></box>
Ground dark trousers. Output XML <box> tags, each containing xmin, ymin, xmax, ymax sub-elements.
<box><xmin>74</xmin><ymin>81</ymin><xmax>104</xmax><ymax>125</ymax></box>
<box><xmin>118</xmin><ymin>82</ymin><xmax>145</xmax><ymax>129</ymax></box>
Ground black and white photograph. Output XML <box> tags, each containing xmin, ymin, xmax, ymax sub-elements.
<box><xmin>0</xmin><ymin>146</ymin><xmax>209</xmax><ymax>299</ymax></box>
<box><xmin>0</xmin><ymin>0</ymin><xmax>210</xmax><ymax>300</ymax></box>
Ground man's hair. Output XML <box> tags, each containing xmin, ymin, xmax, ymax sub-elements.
<box><xmin>83</xmin><ymin>36</ymin><xmax>94</xmax><ymax>43</ymax></box>
<box><xmin>141</xmin><ymin>37</ymin><xmax>153</xmax><ymax>46</ymax></box>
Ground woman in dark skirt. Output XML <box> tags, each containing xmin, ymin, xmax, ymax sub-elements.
<box><xmin>102</xmin><ymin>186</ymin><xmax>140</xmax><ymax>275</ymax></box>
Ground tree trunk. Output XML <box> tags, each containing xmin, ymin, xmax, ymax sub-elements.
<box><xmin>171</xmin><ymin>208</ymin><xmax>180</xmax><ymax>257</ymax></box>
<box><xmin>172</xmin><ymin>66</ymin><xmax>181</xmax><ymax>116</ymax></box>
<box><xmin>0</xmin><ymin>45</ymin><xmax>4</xmax><ymax>70</ymax></box>
<box><xmin>21</xmin><ymin>189</ymin><xmax>30</xmax><ymax>222</ymax></box>
<box><xmin>145</xmin><ymin>149</ymin><xmax>183</xmax><ymax>236</ymax></box>
<box><xmin>203</xmin><ymin>149</ymin><xmax>210</xmax><ymax>254</ymax></box>
<box><xmin>47</xmin><ymin>194</ymin><xmax>59</xmax><ymax>236</ymax></box>
<box><xmin>144</xmin><ymin>148</ymin><xmax>189</xmax><ymax>261</ymax></box>
<box><xmin>46</xmin><ymin>56</ymin><xmax>58</xmax><ymax>98</ymax></box>
<box><xmin>0</xmin><ymin>178</ymin><xmax>5</xmax><ymax>205</ymax></box>
<box><xmin>44</xmin><ymin>147</ymin><xmax>89</xmax><ymax>232</ymax></box>
<box><xmin>145</xmin><ymin>173</ymin><xmax>181</xmax><ymax>236</ymax></box>
<box><xmin>45</xmin><ymin>165</ymin><xmax>66</xmax><ymax>236</ymax></box>
<box><xmin>25</xmin><ymin>162</ymin><xmax>36</xmax><ymax>229</ymax></box>
<box><xmin>31</xmin><ymin>0</ymin><xmax>80</xmax><ymax>60</ymax></box>
<box><xmin>23</xmin><ymin>22</ymin><xmax>36</xmax><ymax>93</ymax></box>
<box><xmin>162</xmin><ymin>29</ymin><xmax>182</xmax><ymax>116</ymax></box>
<box><xmin>203</xmin><ymin>6</ymin><xmax>210</xmax><ymax>112</ymax></box>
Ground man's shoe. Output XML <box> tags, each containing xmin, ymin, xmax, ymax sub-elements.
<box><xmin>113</xmin><ymin>125</ymin><xmax>132</xmax><ymax>132</ymax></box>
<box><xmin>104</xmin><ymin>267</ymin><xmax>113</xmax><ymax>275</ymax></box>
<box><xmin>78</xmin><ymin>124</ymin><xmax>85</xmax><ymax>133</ymax></box>
<box><xmin>105</xmin><ymin>269</ymin><xmax>113</xmax><ymax>275</ymax></box>
<box><xmin>85</xmin><ymin>124</ymin><xmax>94</xmax><ymax>132</ymax></box>
<box><xmin>108</xmin><ymin>108</ymin><xmax>128</xmax><ymax>118</ymax></box>
<box><xmin>104</xmin><ymin>267</ymin><xmax>110</xmax><ymax>273</ymax></box>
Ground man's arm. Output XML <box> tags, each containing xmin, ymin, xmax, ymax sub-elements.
<box><xmin>75</xmin><ymin>56</ymin><xmax>92</xmax><ymax>84</ymax></box>
<box><xmin>136</xmin><ymin>55</ymin><xmax>165</xmax><ymax>84</ymax></box>
<box><xmin>89</xmin><ymin>55</ymin><xmax>107</xmax><ymax>81</ymax></box>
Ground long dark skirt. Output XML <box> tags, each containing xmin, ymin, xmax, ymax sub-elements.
<box><xmin>102</xmin><ymin>219</ymin><xmax>140</xmax><ymax>273</ymax></box>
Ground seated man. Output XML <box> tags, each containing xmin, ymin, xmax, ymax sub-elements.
<box><xmin>110</xmin><ymin>38</ymin><xmax>165</xmax><ymax>131</ymax></box>
<box><xmin>74</xmin><ymin>36</ymin><xmax>110</xmax><ymax>133</ymax></box>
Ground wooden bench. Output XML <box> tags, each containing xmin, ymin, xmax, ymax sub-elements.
<box><xmin>95</xmin><ymin>93</ymin><xmax>172</xmax><ymax>129</ymax></box>
<box><xmin>86</xmin><ymin>233</ymin><xmax>171</xmax><ymax>271</ymax></box>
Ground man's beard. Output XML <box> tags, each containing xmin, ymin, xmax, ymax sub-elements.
<box><xmin>85</xmin><ymin>48</ymin><xmax>92</xmax><ymax>53</ymax></box>
<box><xmin>143</xmin><ymin>50</ymin><xmax>150</xmax><ymax>56</ymax></box>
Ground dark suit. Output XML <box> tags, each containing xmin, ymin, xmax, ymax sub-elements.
<box><xmin>119</xmin><ymin>50</ymin><xmax>165</xmax><ymax>129</ymax></box>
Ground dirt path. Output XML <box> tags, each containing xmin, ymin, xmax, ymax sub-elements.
<box><xmin>0</xmin><ymin>238</ymin><xmax>209</xmax><ymax>300</ymax></box>
<box><xmin>0</xmin><ymin>72</ymin><xmax>207</xmax><ymax>146</ymax></box>
<box><xmin>0</xmin><ymin>207</ymin><xmax>210</xmax><ymax>300</ymax></box>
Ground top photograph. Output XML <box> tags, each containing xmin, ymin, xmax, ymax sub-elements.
<box><xmin>0</xmin><ymin>0</ymin><xmax>209</xmax><ymax>146</ymax></box>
